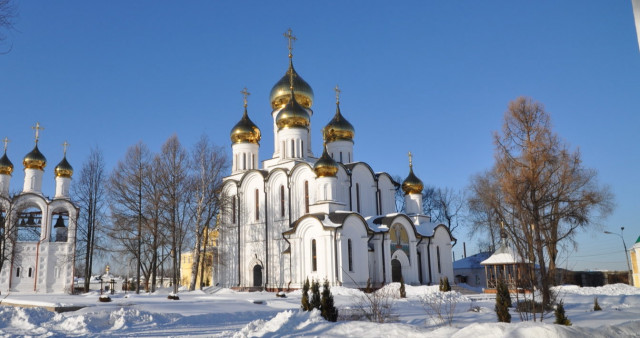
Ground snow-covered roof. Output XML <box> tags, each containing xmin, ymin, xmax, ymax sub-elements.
<box><xmin>480</xmin><ymin>243</ymin><xmax>528</xmax><ymax>265</ymax></box>
<box><xmin>453</xmin><ymin>252</ymin><xmax>492</xmax><ymax>270</ymax></box>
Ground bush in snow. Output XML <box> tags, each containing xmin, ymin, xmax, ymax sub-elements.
<box><xmin>301</xmin><ymin>278</ymin><xmax>311</xmax><ymax>311</ymax></box>
<box><xmin>593</xmin><ymin>297</ymin><xmax>602</xmax><ymax>311</ymax></box>
<box><xmin>495</xmin><ymin>279</ymin><xmax>511</xmax><ymax>323</ymax></box>
<box><xmin>350</xmin><ymin>286</ymin><xmax>396</xmax><ymax>323</ymax></box>
<box><xmin>399</xmin><ymin>277</ymin><xmax>406</xmax><ymax>298</ymax></box>
<box><xmin>439</xmin><ymin>277</ymin><xmax>451</xmax><ymax>292</ymax></box>
<box><xmin>310</xmin><ymin>280</ymin><xmax>321</xmax><ymax>311</ymax></box>
<box><xmin>554</xmin><ymin>300</ymin><xmax>571</xmax><ymax>326</ymax></box>
<box><xmin>320</xmin><ymin>279</ymin><xmax>338</xmax><ymax>322</ymax></box>
<box><xmin>365</xmin><ymin>278</ymin><xmax>373</xmax><ymax>293</ymax></box>
<box><xmin>421</xmin><ymin>290</ymin><xmax>462</xmax><ymax>327</ymax></box>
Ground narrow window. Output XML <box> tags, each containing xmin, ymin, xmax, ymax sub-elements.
<box><xmin>348</xmin><ymin>153</ymin><xmax>351</xmax><ymax>163</ymax></box>
<box><xmin>16</xmin><ymin>268</ymin><xmax>20</xmax><ymax>277</ymax></box>
<box><xmin>255</xmin><ymin>189</ymin><xmax>260</xmax><ymax>221</ymax></box>
<box><xmin>243</xmin><ymin>153</ymin><xmax>247</xmax><ymax>170</ymax></box>
<box><xmin>311</xmin><ymin>239</ymin><xmax>317</xmax><ymax>272</ymax></box>
<box><xmin>232</xmin><ymin>196</ymin><xmax>236</xmax><ymax>224</ymax></box>
<box><xmin>28</xmin><ymin>267</ymin><xmax>32</xmax><ymax>278</ymax></box>
<box><xmin>437</xmin><ymin>246</ymin><xmax>442</xmax><ymax>274</ymax></box>
<box><xmin>301</xmin><ymin>140</ymin><xmax>304</xmax><ymax>157</ymax></box>
<box><xmin>331</xmin><ymin>153</ymin><xmax>334</xmax><ymax>159</ymax></box>
<box><xmin>348</xmin><ymin>239</ymin><xmax>353</xmax><ymax>272</ymax></box>
<box><xmin>282</xmin><ymin>141</ymin><xmax>286</xmax><ymax>158</ymax></box>
<box><xmin>280</xmin><ymin>185</ymin><xmax>285</xmax><ymax>217</ymax></box>
<box><xmin>291</xmin><ymin>140</ymin><xmax>295</xmax><ymax>158</ymax></box>
<box><xmin>340</xmin><ymin>152</ymin><xmax>343</xmax><ymax>163</ymax></box>
<box><xmin>356</xmin><ymin>183</ymin><xmax>361</xmax><ymax>213</ymax></box>
<box><xmin>304</xmin><ymin>181</ymin><xmax>310</xmax><ymax>214</ymax></box>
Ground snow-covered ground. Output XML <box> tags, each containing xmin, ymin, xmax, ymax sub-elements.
<box><xmin>1</xmin><ymin>283</ymin><xmax>639</xmax><ymax>337</ymax></box>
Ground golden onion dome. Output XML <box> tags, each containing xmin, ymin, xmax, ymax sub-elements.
<box><xmin>54</xmin><ymin>156</ymin><xmax>73</xmax><ymax>178</ymax></box>
<box><xmin>230</xmin><ymin>107</ymin><xmax>261</xmax><ymax>144</ymax></box>
<box><xmin>0</xmin><ymin>152</ymin><xmax>13</xmax><ymax>175</ymax></box>
<box><xmin>23</xmin><ymin>144</ymin><xmax>47</xmax><ymax>170</ymax></box>
<box><xmin>270</xmin><ymin>61</ymin><xmax>314</xmax><ymax>109</ymax></box>
<box><xmin>323</xmin><ymin>103</ymin><xmax>355</xmax><ymax>143</ymax></box>
<box><xmin>275</xmin><ymin>89</ymin><xmax>311</xmax><ymax>130</ymax></box>
<box><xmin>402</xmin><ymin>166</ymin><xmax>424</xmax><ymax>195</ymax></box>
<box><xmin>314</xmin><ymin>145</ymin><xmax>339</xmax><ymax>178</ymax></box>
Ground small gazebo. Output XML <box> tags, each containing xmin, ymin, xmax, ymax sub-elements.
<box><xmin>480</xmin><ymin>231</ymin><xmax>530</xmax><ymax>293</ymax></box>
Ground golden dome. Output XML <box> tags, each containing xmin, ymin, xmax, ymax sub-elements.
<box><xmin>276</xmin><ymin>89</ymin><xmax>311</xmax><ymax>130</ymax></box>
<box><xmin>323</xmin><ymin>103</ymin><xmax>355</xmax><ymax>143</ymax></box>
<box><xmin>23</xmin><ymin>144</ymin><xmax>47</xmax><ymax>170</ymax></box>
<box><xmin>0</xmin><ymin>152</ymin><xmax>13</xmax><ymax>175</ymax></box>
<box><xmin>402</xmin><ymin>164</ymin><xmax>423</xmax><ymax>195</ymax></box>
<box><xmin>270</xmin><ymin>61</ymin><xmax>314</xmax><ymax>109</ymax></box>
<box><xmin>314</xmin><ymin>145</ymin><xmax>339</xmax><ymax>178</ymax></box>
<box><xmin>55</xmin><ymin>156</ymin><xmax>73</xmax><ymax>178</ymax></box>
<box><xmin>230</xmin><ymin>107</ymin><xmax>261</xmax><ymax>144</ymax></box>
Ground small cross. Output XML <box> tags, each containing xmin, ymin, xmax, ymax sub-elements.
<box><xmin>2</xmin><ymin>137</ymin><xmax>9</xmax><ymax>153</ymax></box>
<box><xmin>284</xmin><ymin>28</ymin><xmax>296</xmax><ymax>58</ymax></box>
<box><xmin>334</xmin><ymin>85</ymin><xmax>341</xmax><ymax>104</ymax></box>
<box><xmin>408</xmin><ymin>151</ymin><xmax>413</xmax><ymax>168</ymax></box>
<box><xmin>32</xmin><ymin>122</ymin><xmax>44</xmax><ymax>143</ymax></box>
<box><xmin>62</xmin><ymin>141</ymin><xmax>70</xmax><ymax>156</ymax></box>
<box><xmin>240</xmin><ymin>87</ymin><xmax>250</xmax><ymax>108</ymax></box>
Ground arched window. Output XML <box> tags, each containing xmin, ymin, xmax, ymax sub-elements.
<box><xmin>348</xmin><ymin>152</ymin><xmax>351</xmax><ymax>163</ymax></box>
<box><xmin>242</xmin><ymin>153</ymin><xmax>247</xmax><ymax>170</ymax></box>
<box><xmin>311</xmin><ymin>239</ymin><xmax>317</xmax><ymax>272</ymax></box>
<box><xmin>17</xmin><ymin>207</ymin><xmax>42</xmax><ymax>242</ymax></box>
<box><xmin>301</xmin><ymin>140</ymin><xmax>304</xmax><ymax>157</ymax></box>
<box><xmin>348</xmin><ymin>239</ymin><xmax>353</xmax><ymax>272</ymax></box>
<box><xmin>51</xmin><ymin>211</ymin><xmax>69</xmax><ymax>242</ymax></box>
<box><xmin>304</xmin><ymin>181</ymin><xmax>310</xmax><ymax>214</ymax></box>
<box><xmin>437</xmin><ymin>246</ymin><xmax>442</xmax><ymax>274</ymax></box>
<box><xmin>255</xmin><ymin>189</ymin><xmax>260</xmax><ymax>221</ymax></box>
<box><xmin>355</xmin><ymin>183</ymin><xmax>361</xmax><ymax>213</ymax></box>
<box><xmin>280</xmin><ymin>185</ymin><xmax>285</xmax><ymax>217</ymax></box>
<box><xmin>16</xmin><ymin>267</ymin><xmax>20</xmax><ymax>277</ymax></box>
<box><xmin>340</xmin><ymin>152</ymin><xmax>343</xmax><ymax>163</ymax></box>
<box><xmin>232</xmin><ymin>195</ymin><xmax>236</xmax><ymax>224</ymax></box>
<box><xmin>28</xmin><ymin>267</ymin><xmax>33</xmax><ymax>278</ymax></box>
<box><xmin>291</xmin><ymin>140</ymin><xmax>295</xmax><ymax>158</ymax></box>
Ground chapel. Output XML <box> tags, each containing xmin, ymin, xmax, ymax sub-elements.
<box><xmin>215</xmin><ymin>30</ymin><xmax>455</xmax><ymax>290</ymax></box>
<box><xmin>0</xmin><ymin>123</ymin><xmax>78</xmax><ymax>293</ymax></box>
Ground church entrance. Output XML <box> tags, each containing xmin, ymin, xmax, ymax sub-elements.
<box><xmin>252</xmin><ymin>265</ymin><xmax>262</xmax><ymax>287</ymax></box>
<box><xmin>391</xmin><ymin>259</ymin><xmax>402</xmax><ymax>283</ymax></box>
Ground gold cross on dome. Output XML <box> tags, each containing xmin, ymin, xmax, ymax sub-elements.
<box><xmin>241</xmin><ymin>87</ymin><xmax>250</xmax><ymax>108</ymax></box>
<box><xmin>334</xmin><ymin>85</ymin><xmax>341</xmax><ymax>104</ymax></box>
<box><xmin>408</xmin><ymin>151</ymin><xmax>413</xmax><ymax>168</ymax></box>
<box><xmin>32</xmin><ymin>122</ymin><xmax>44</xmax><ymax>143</ymax></box>
<box><xmin>284</xmin><ymin>28</ymin><xmax>296</xmax><ymax>58</ymax></box>
<box><xmin>62</xmin><ymin>141</ymin><xmax>69</xmax><ymax>156</ymax></box>
<box><xmin>2</xmin><ymin>137</ymin><xmax>9</xmax><ymax>153</ymax></box>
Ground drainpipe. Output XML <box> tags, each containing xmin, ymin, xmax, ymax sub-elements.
<box><xmin>237</xmin><ymin>188</ymin><xmax>241</xmax><ymax>287</ymax></box>
<box><xmin>427</xmin><ymin>237</ymin><xmax>433</xmax><ymax>285</ymax></box>
<box><xmin>334</xmin><ymin>228</ymin><xmax>340</xmax><ymax>285</ymax></box>
<box><xmin>264</xmin><ymin>185</ymin><xmax>269</xmax><ymax>291</ymax></box>
<box><xmin>381</xmin><ymin>232</ymin><xmax>386</xmax><ymax>285</ymax></box>
<box><xmin>417</xmin><ymin>236</ymin><xmax>424</xmax><ymax>284</ymax></box>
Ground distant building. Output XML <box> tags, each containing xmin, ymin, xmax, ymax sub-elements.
<box><xmin>453</xmin><ymin>251</ymin><xmax>491</xmax><ymax>289</ymax></box>
<box><xmin>631</xmin><ymin>235</ymin><xmax>640</xmax><ymax>287</ymax></box>
<box><xmin>0</xmin><ymin>125</ymin><xmax>78</xmax><ymax>294</ymax></box>
<box><xmin>180</xmin><ymin>229</ymin><xmax>217</xmax><ymax>288</ymax></box>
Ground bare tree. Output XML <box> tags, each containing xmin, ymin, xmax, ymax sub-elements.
<box><xmin>469</xmin><ymin>96</ymin><xmax>613</xmax><ymax>309</ymax></box>
<box><xmin>430</xmin><ymin>187</ymin><xmax>464</xmax><ymax>235</ymax></box>
<box><xmin>73</xmin><ymin>147</ymin><xmax>107</xmax><ymax>292</ymax></box>
<box><xmin>156</xmin><ymin>135</ymin><xmax>191</xmax><ymax>296</ymax></box>
<box><xmin>187</xmin><ymin>135</ymin><xmax>228</xmax><ymax>291</ymax></box>
<box><xmin>107</xmin><ymin>142</ymin><xmax>151</xmax><ymax>294</ymax></box>
<box><xmin>0</xmin><ymin>0</ymin><xmax>16</xmax><ymax>52</ymax></box>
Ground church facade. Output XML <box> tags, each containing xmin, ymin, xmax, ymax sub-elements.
<box><xmin>0</xmin><ymin>126</ymin><xmax>78</xmax><ymax>294</ymax></box>
<box><xmin>216</xmin><ymin>32</ymin><xmax>455</xmax><ymax>290</ymax></box>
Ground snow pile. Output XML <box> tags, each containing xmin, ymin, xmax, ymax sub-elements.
<box><xmin>555</xmin><ymin>283</ymin><xmax>640</xmax><ymax>296</ymax></box>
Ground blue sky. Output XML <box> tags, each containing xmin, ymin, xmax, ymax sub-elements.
<box><xmin>1</xmin><ymin>1</ymin><xmax>638</xmax><ymax>271</ymax></box>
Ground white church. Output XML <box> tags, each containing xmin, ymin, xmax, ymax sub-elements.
<box><xmin>0</xmin><ymin>124</ymin><xmax>78</xmax><ymax>294</ymax></box>
<box><xmin>216</xmin><ymin>31</ymin><xmax>455</xmax><ymax>291</ymax></box>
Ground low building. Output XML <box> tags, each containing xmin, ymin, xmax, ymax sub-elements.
<box><xmin>631</xmin><ymin>235</ymin><xmax>640</xmax><ymax>287</ymax></box>
<box><xmin>452</xmin><ymin>251</ymin><xmax>491</xmax><ymax>289</ymax></box>
<box><xmin>180</xmin><ymin>229</ymin><xmax>218</xmax><ymax>288</ymax></box>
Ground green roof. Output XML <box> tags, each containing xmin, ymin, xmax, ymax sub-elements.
<box><xmin>636</xmin><ymin>235</ymin><xmax>640</xmax><ymax>244</ymax></box>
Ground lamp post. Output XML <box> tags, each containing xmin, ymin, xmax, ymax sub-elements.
<box><xmin>604</xmin><ymin>227</ymin><xmax>632</xmax><ymax>284</ymax></box>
